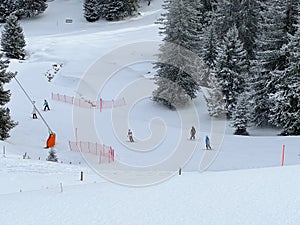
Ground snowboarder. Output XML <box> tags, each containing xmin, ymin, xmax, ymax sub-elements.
<box><xmin>190</xmin><ymin>126</ymin><xmax>196</xmax><ymax>140</ymax></box>
<box><xmin>205</xmin><ymin>135</ymin><xmax>212</xmax><ymax>150</ymax></box>
<box><xmin>5</xmin><ymin>107</ymin><xmax>10</xmax><ymax>118</ymax></box>
<box><xmin>43</xmin><ymin>99</ymin><xmax>50</xmax><ymax>111</ymax></box>
<box><xmin>127</xmin><ymin>129</ymin><xmax>134</xmax><ymax>142</ymax></box>
<box><xmin>32</xmin><ymin>101</ymin><xmax>37</xmax><ymax>119</ymax></box>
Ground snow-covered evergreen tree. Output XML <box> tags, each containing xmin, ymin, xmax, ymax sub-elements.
<box><xmin>105</xmin><ymin>0</ymin><xmax>138</xmax><ymax>21</ymax></box>
<box><xmin>83</xmin><ymin>0</ymin><xmax>100</xmax><ymax>22</ymax></box>
<box><xmin>248</xmin><ymin>64</ymin><xmax>270</xmax><ymax>126</ymax></box>
<box><xmin>47</xmin><ymin>148</ymin><xmax>58</xmax><ymax>162</ymax></box>
<box><xmin>97</xmin><ymin>0</ymin><xmax>108</xmax><ymax>19</ymax></box>
<box><xmin>153</xmin><ymin>76</ymin><xmax>190</xmax><ymax>109</ymax></box>
<box><xmin>250</xmin><ymin>0</ymin><xmax>293</xmax><ymax>127</ymax></box>
<box><xmin>206</xmin><ymin>73</ymin><xmax>226</xmax><ymax>117</ymax></box>
<box><xmin>193</xmin><ymin>0</ymin><xmax>219</xmax><ymax>87</ymax></box>
<box><xmin>214</xmin><ymin>0</ymin><xmax>260</xmax><ymax>60</ymax></box>
<box><xmin>15</xmin><ymin>0</ymin><xmax>47</xmax><ymax>19</ymax></box>
<box><xmin>232</xmin><ymin>94</ymin><xmax>249</xmax><ymax>135</ymax></box>
<box><xmin>269</xmin><ymin>16</ymin><xmax>300</xmax><ymax>135</ymax></box>
<box><xmin>196</xmin><ymin>0</ymin><xmax>217</xmax><ymax>28</ymax></box>
<box><xmin>238</xmin><ymin>0</ymin><xmax>260</xmax><ymax>59</ymax></box>
<box><xmin>0</xmin><ymin>54</ymin><xmax>17</xmax><ymax>140</ymax></box>
<box><xmin>0</xmin><ymin>0</ymin><xmax>16</xmax><ymax>22</ymax></box>
<box><xmin>213</xmin><ymin>25</ymin><xmax>249</xmax><ymax>118</ymax></box>
<box><xmin>153</xmin><ymin>0</ymin><xmax>204</xmax><ymax>108</ymax></box>
<box><xmin>201</xmin><ymin>22</ymin><xmax>218</xmax><ymax>69</ymax></box>
<box><xmin>254</xmin><ymin>1</ymin><xmax>287</xmax><ymax>74</ymax></box>
<box><xmin>284</xmin><ymin>0</ymin><xmax>299</xmax><ymax>36</ymax></box>
<box><xmin>1</xmin><ymin>14</ymin><xmax>26</xmax><ymax>59</ymax></box>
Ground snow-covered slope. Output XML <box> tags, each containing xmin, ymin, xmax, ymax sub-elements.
<box><xmin>1</xmin><ymin>154</ymin><xmax>300</xmax><ymax>225</ymax></box>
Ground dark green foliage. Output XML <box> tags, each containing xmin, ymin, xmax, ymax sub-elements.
<box><xmin>105</xmin><ymin>0</ymin><xmax>138</xmax><ymax>21</ymax></box>
<box><xmin>1</xmin><ymin>14</ymin><xmax>26</xmax><ymax>59</ymax></box>
<box><xmin>83</xmin><ymin>0</ymin><xmax>100</xmax><ymax>22</ymax></box>
<box><xmin>269</xmin><ymin>19</ymin><xmax>300</xmax><ymax>135</ymax></box>
<box><xmin>250</xmin><ymin>0</ymin><xmax>299</xmax><ymax>127</ymax></box>
<box><xmin>83</xmin><ymin>0</ymin><xmax>139</xmax><ymax>22</ymax></box>
<box><xmin>153</xmin><ymin>0</ymin><xmax>203</xmax><ymax>108</ymax></box>
<box><xmin>214</xmin><ymin>0</ymin><xmax>260</xmax><ymax>60</ymax></box>
<box><xmin>15</xmin><ymin>0</ymin><xmax>47</xmax><ymax>19</ymax></box>
<box><xmin>0</xmin><ymin>0</ymin><xmax>47</xmax><ymax>22</ymax></box>
<box><xmin>213</xmin><ymin>26</ymin><xmax>249</xmax><ymax>118</ymax></box>
<box><xmin>0</xmin><ymin>0</ymin><xmax>16</xmax><ymax>22</ymax></box>
<box><xmin>201</xmin><ymin>23</ymin><xmax>218</xmax><ymax>69</ymax></box>
<box><xmin>232</xmin><ymin>95</ymin><xmax>249</xmax><ymax>136</ymax></box>
<box><xmin>0</xmin><ymin>54</ymin><xmax>17</xmax><ymax>140</ymax></box>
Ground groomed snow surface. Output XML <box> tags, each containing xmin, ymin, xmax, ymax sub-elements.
<box><xmin>1</xmin><ymin>0</ymin><xmax>300</xmax><ymax>224</ymax></box>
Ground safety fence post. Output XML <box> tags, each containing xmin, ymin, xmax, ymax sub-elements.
<box><xmin>100</xmin><ymin>98</ymin><xmax>103</xmax><ymax>112</ymax></box>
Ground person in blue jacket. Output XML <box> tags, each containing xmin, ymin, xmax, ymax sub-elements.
<box><xmin>205</xmin><ymin>135</ymin><xmax>212</xmax><ymax>150</ymax></box>
<box><xmin>43</xmin><ymin>99</ymin><xmax>50</xmax><ymax>111</ymax></box>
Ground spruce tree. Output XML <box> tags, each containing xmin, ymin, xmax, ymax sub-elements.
<box><xmin>105</xmin><ymin>0</ymin><xmax>138</xmax><ymax>21</ymax></box>
<box><xmin>250</xmin><ymin>0</ymin><xmax>293</xmax><ymax>127</ymax></box>
<box><xmin>238</xmin><ymin>0</ymin><xmax>260</xmax><ymax>59</ymax></box>
<box><xmin>232</xmin><ymin>94</ymin><xmax>249</xmax><ymax>135</ymax></box>
<box><xmin>269</xmin><ymin>17</ymin><xmax>300</xmax><ymax>135</ymax></box>
<box><xmin>83</xmin><ymin>0</ymin><xmax>100</xmax><ymax>22</ymax></box>
<box><xmin>0</xmin><ymin>54</ymin><xmax>17</xmax><ymax>140</ymax></box>
<box><xmin>15</xmin><ymin>0</ymin><xmax>47</xmax><ymax>19</ymax></box>
<box><xmin>1</xmin><ymin>14</ymin><xmax>26</xmax><ymax>60</ymax></box>
<box><xmin>284</xmin><ymin>0</ymin><xmax>299</xmax><ymax>36</ymax></box>
<box><xmin>206</xmin><ymin>73</ymin><xmax>226</xmax><ymax>117</ymax></box>
<box><xmin>0</xmin><ymin>0</ymin><xmax>47</xmax><ymax>21</ymax></box>
<box><xmin>213</xmin><ymin>25</ymin><xmax>249</xmax><ymax>118</ymax></box>
<box><xmin>214</xmin><ymin>0</ymin><xmax>260</xmax><ymax>60</ymax></box>
<box><xmin>200</xmin><ymin>22</ymin><xmax>218</xmax><ymax>87</ymax></box>
<box><xmin>254</xmin><ymin>0</ymin><xmax>287</xmax><ymax>73</ymax></box>
<box><xmin>153</xmin><ymin>0</ymin><xmax>203</xmax><ymax>108</ymax></box>
<box><xmin>97</xmin><ymin>0</ymin><xmax>108</xmax><ymax>19</ymax></box>
<box><xmin>199</xmin><ymin>0</ymin><xmax>217</xmax><ymax>23</ymax></box>
<box><xmin>0</xmin><ymin>0</ymin><xmax>16</xmax><ymax>22</ymax></box>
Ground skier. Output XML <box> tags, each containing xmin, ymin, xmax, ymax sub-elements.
<box><xmin>190</xmin><ymin>126</ymin><xmax>196</xmax><ymax>140</ymax></box>
<box><xmin>32</xmin><ymin>101</ymin><xmax>37</xmax><ymax>119</ymax></box>
<box><xmin>43</xmin><ymin>99</ymin><xmax>50</xmax><ymax>111</ymax></box>
<box><xmin>5</xmin><ymin>107</ymin><xmax>10</xmax><ymax>118</ymax></box>
<box><xmin>127</xmin><ymin>129</ymin><xmax>134</xmax><ymax>142</ymax></box>
<box><xmin>205</xmin><ymin>135</ymin><xmax>212</xmax><ymax>150</ymax></box>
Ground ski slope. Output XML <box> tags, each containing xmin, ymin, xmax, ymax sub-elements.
<box><xmin>0</xmin><ymin>0</ymin><xmax>300</xmax><ymax>224</ymax></box>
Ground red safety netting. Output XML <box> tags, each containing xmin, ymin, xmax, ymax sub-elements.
<box><xmin>69</xmin><ymin>141</ymin><xmax>114</xmax><ymax>164</ymax></box>
<box><xmin>52</xmin><ymin>93</ymin><xmax>125</xmax><ymax>111</ymax></box>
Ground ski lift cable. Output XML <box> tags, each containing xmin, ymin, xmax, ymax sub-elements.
<box><xmin>13</xmin><ymin>76</ymin><xmax>53</xmax><ymax>134</ymax></box>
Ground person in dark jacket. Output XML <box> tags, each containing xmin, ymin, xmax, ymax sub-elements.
<box><xmin>127</xmin><ymin>129</ymin><xmax>134</xmax><ymax>142</ymax></box>
<box><xmin>5</xmin><ymin>107</ymin><xmax>10</xmax><ymax>118</ymax></box>
<box><xmin>190</xmin><ymin>126</ymin><xmax>196</xmax><ymax>140</ymax></box>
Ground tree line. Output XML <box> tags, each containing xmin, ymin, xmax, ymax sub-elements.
<box><xmin>83</xmin><ymin>0</ymin><xmax>154</xmax><ymax>22</ymax></box>
<box><xmin>153</xmin><ymin>0</ymin><xmax>300</xmax><ymax>135</ymax></box>
<box><xmin>0</xmin><ymin>0</ymin><xmax>47</xmax><ymax>22</ymax></box>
